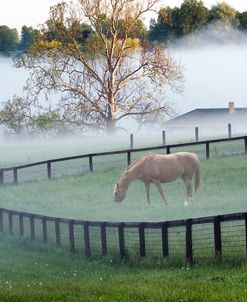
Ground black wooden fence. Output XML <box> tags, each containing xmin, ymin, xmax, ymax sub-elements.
<box><xmin>1</xmin><ymin>135</ymin><xmax>247</xmax><ymax>186</ymax></box>
<box><xmin>1</xmin><ymin>207</ymin><xmax>247</xmax><ymax>264</ymax></box>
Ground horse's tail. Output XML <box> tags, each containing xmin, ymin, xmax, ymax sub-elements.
<box><xmin>195</xmin><ymin>161</ymin><xmax>200</xmax><ymax>192</ymax></box>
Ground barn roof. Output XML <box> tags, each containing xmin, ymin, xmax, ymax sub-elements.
<box><xmin>167</xmin><ymin>106</ymin><xmax>247</xmax><ymax>125</ymax></box>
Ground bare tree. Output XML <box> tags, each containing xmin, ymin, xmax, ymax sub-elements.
<box><xmin>0</xmin><ymin>96</ymin><xmax>66</xmax><ymax>136</ymax></box>
<box><xmin>13</xmin><ymin>0</ymin><xmax>184</xmax><ymax>134</ymax></box>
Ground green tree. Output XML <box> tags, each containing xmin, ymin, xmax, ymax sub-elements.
<box><xmin>210</xmin><ymin>2</ymin><xmax>237</xmax><ymax>25</ymax></box>
<box><xmin>0</xmin><ymin>25</ymin><xmax>18</xmax><ymax>54</ymax></box>
<box><xmin>79</xmin><ymin>23</ymin><xmax>93</xmax><ymax>41</ymax></box>
<box><xmin>237</xmin><ymin>11</ymin><xmax>247</xmax><ymax>30</ymax></box>
<box><xmin>41</xmin><ymin>3</ymin><xmax>93</xmax><ymax>44</ymax></box>
<box><xmin>42</xmin><ymin>2</ymin><xmax>68</xmax><ymax>42</ymax></box>
<box><xmin>19</xmin><ymin>26</ymin><xmax>40</xmax><ymax>51</ymax></box>
<box><xmin>149</xmin><ymin>1</ymin><xmax>208</xmax><ymax>41</ymax></box>
<box><xmin>149</xmin><ymin>6</ymin><xmax>176</xmax><ymax>41</ymax></box>
<box><xmin>118</xmin><ymin>19</ymin><xmax>147</xmax><ymax>41</ymax></box>
<box><xmin>178</xmin><ymin>0</ymin><xmax>209</xmax><ymax>35</ymax></box>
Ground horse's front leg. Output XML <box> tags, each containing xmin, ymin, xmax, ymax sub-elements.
<box><xmin>152</xmin><ymin>179</ymin><xmax>168</xmax><ymax>205</ymax></box>
<box><xmin>144</xmin><ymin>181</ymin><xmax>151</xmax><ymax>204</ymax></box>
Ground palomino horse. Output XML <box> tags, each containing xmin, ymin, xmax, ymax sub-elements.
<box><xmin>113</xmin><ymin>152</ymin><xmax>200</xmax><ymax>206</ymax></box>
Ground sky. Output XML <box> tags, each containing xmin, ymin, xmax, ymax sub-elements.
<box><xmin>1</xmin><ymin>0</ymin><xmax>247</xmax><ymax>33</ymax></box>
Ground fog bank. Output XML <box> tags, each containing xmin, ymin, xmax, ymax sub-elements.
<box><xmin>1</xmin><ymin>24</ymin><xmax>247</xmax><ymax>135</ymax></box>
<box><xmin>168</xmin><ymin>24</ymin><xmax>247</xmax><ymax>115</ymax></box>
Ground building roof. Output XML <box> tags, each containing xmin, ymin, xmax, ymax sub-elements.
<box><xmin>167</xmin><ymin>107</ymin><xmax>247</xmax><ymax>125</ymax></box>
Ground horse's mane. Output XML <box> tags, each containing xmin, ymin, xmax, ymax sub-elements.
<box><xmin>125</xmin><ymin>153</ymin><xmax>149</xmax><ymax>172</ymax></box>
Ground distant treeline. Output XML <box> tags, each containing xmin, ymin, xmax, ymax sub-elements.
<box><xmin>149</xmin><ymin>0</ymin><xmax>247</xmax><ymax>41</ymax></box>
<box><xmin>1</xmin><ymin>0</ymin><xmax>247</xmax><ymax>55</ymax></box>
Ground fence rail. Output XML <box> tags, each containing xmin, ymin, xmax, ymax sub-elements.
<box><xmin>1</xmin><ymin>135</ymin><xmax>247</xmax><ymax>186</ymax></box>
<box><xmin>1</xmin><ymin>207</ymin><xmax>247</xmax><ymax>264</ymax></box>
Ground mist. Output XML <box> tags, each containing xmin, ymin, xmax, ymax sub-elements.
<box><xmin>167</xmin><ymin>23</ymin><xmax>247</xmax><ymax>116</ymax></box>
<box><xmin>1</xmin><ymin>23</ymin><xmax>247</xmax><ymax>145</ymax></box>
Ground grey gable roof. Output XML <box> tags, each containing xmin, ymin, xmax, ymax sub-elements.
<box><xmin>167</xmin><ymin>107</ymin><xmax>247</xmax><ymax>125</ymax></box>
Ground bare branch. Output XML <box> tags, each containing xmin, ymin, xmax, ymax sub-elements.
<box><xmin>10</xmin><ymin>0</ymin><xmax>183</xmax><ymax>135</ymax></box>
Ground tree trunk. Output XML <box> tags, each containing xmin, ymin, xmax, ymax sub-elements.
<box><xmin>106</xmin><ymin>118</ymin><xmax>117</xmax><ymax>136</ymax></box>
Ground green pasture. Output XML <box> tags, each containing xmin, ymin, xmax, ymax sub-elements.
<box><xmin>1</xmin><ymin>136</ymin><xmax>246</xmax><ymax>186</ymax></box>
<box><xmin>0</xmin><ymin>152</ymin><xmax>247</xmax><ymax>262</ymax></box>
<box><xmin>1</xmin><ymin>235</ymin><xmax>247</xmax><ymax>302</ymax></box>
<box><xmin>0</xmin><ymin>139</ymin><xmax>247</xmax><ymax>301</ymax></box>
<box><xmin>0</xmin><ymin>153</ymin><xmax>247</xmax><ymax>222</ymax></box>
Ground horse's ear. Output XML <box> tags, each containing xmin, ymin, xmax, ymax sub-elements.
<box><xmin>114</xmin><ymin>183</ymin><xmax>119</xmax><ymax>189</ymax></box>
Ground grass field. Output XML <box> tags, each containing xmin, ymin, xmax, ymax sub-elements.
<box><xmin>1</xmin><ymin>234</ymin><xmax>247</xmax><ymax>302</ymax></box>
<box><xmin>0</xmin><ymin>236</ymin><xmax>247</xmax><ymax>302</ymax></box>
<box><xmin>0</xmin><ymin>139</ymin><xmax>247</xmax><ymax>301</ymax></box>
<box><xmin>1</xmin><ymin>134</ymin><xmax>245</xmax><ymax>187</ymax></box>
<box><xmin>0</xmin><ymin>154</ymin><xmax>247</xmax><ymax>222</ymax></box>
<box><xmin>0</xmin><ymin>153</ymin><xmax>247</xmax><ymax>262</ymax></box>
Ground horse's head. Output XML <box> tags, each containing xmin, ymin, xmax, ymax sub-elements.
<box><xmin>113</xmin><ymin>183</ymin><xmax>126</xmax><ymax>202</ymax></box>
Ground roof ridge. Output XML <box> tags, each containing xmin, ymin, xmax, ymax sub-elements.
<box><xmin>168</xmin><ymin>107</ymin><xmax>247</xmax><ymax>123</ymax></box>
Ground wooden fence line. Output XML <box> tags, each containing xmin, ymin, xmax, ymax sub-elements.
<box><xmin>0</xmin><ymin>135</ymin><xmax>247</xmax><ymax>186</ymax></box>
<box><xmin>1</xmin><ymin>207</ymin><xmax>247</xmax><ymax>263</ymax></box>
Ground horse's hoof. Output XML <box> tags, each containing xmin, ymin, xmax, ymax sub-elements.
<box><xmin>184</xmin><ymin>200</ymin><xmax>189</xmax><ymax>207</ymax></box>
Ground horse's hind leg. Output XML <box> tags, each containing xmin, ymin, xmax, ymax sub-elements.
<box><xmin>152</xmin><ymin>179</ymin><xmax>168</xmax><ymax>205</ymax></box>
<box><xmin>182</xmin><ymin>176</ymin><xmax>193</xmax><ymax>207</ymax></box>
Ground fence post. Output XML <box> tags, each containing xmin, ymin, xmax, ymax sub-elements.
<box><xmin>0</xmin><ymin>170</ymin><xmax>4</xmax><ymax>186</ymax></box>
<box><xmin>245</xmin><ymin>214</ymin><xmax>247</xmax><ymax>255</ymax></box>
<box><xmin>228</xmin><ymin>123</ymin><xmax>232</xmax><ymax>138</ymax></box>
<box><xmin>55</xmin><ymin>218</ymin><xmax>61</xmax><ymax>248</ymax></box>
<box><xmin>206</xmin><ymin>142</ymin><xmax>210</xmax><ymax>160</ymax></box>
<box><xmin>42</xmin><ymin>216</ymin><xmax>48</xmax><ymax>243</ymax></box>
<box><xmin>162</xmin><ymin>130</ymin><xmax>166</xmax><ymax>146</ymax></box>
<box><xmin>130</xmin><ymin>134</ymin><xmax>134</xmax><ymax>149</ymax></box>
<box><xmin>139</xmin><ymin>223</ymin><xmax>146</xmax><ymax>257</ymax></box>
<box><xmin>0</xmin><ymin>209</ymin><xmax>3</xmax><ymax>232</ymax></box>
<box><xmin>244</xmin><ymin>137</ymin><xmax>247</xmax><ymax>154</ymax></box>
<box><xmin>89</xmin><ymin>155</ymin><xmax>93</xmax><ymax>172</ymax></box>
<box><xmin>166</xmin><ymin>146</ymin><xmax>171</xmax><ymax>154</ymax></box>
<box><xmin>84</xmin><ymin>221</ymin><xmax>91</xmax><ymax>257</ymax></box>
<box><xmin>118</xmin><ymin>223</ymin><xmax>126</xmax><ymax>258</ymax></box>
<box><xmin>127</xmin><ymin>151</ymin><xmax>131</xmax><ymax>166</ymax></box>
<box><xmin>162</xmin><ymin>222</ymin><xmax>169</xmax><ymax>258</ymax></box>
<box><xmin>47</xmin><ymin>162</ymin><xmax>51</xmax><ymax>179</ymax></box>
<box><xmin>195</xmin><ymin>127</ymin><xmax>199</xmax><ymax>142</ymax></box>
<box><xmin>214</xmin><ymin>216</ymin><xmax>222</xmax><ymax>261</ymax></box>
<box><xmin>69</xmin><ymin>220</ymin><xmax>75</xmax><ymax>253</ymax></box>
<box><xmin>19</xmin><ymin>213</ymin><xmax>24</xmax><ymax>237</ymax></box>
<box><xmin>186</xmin><ymin>219</ymin><xmax>193</xmax><ymax>265</ymax></box>
<box><xmin>101</xmin><ymin>222</ymin><xmax>107</xmax><ymax>256</ymax></box>
<box><xmin>8</xmin><ymin>211</ymin><xmax>13</xmax><ymax>234</ymax></box>
<box><xmin>13</xmin><ymin>168</ymin><xmax>18</xmax><ymax>185</ymax></box>
<box><xmin>30</xmin><ymin>215</ymin><xmax>35</xmax><ymax>240</ymax></box>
